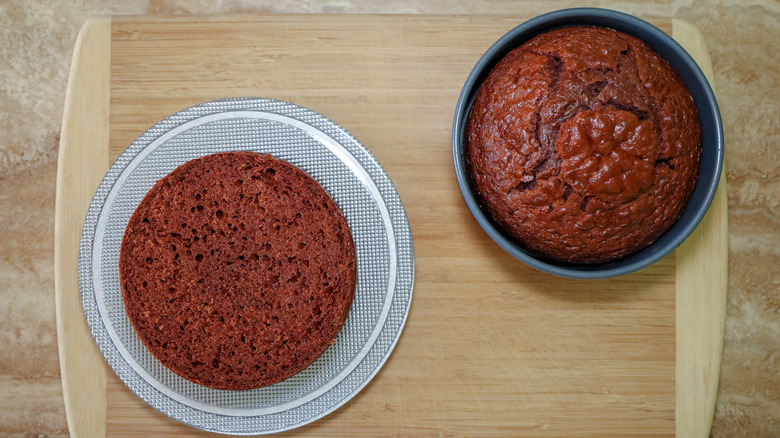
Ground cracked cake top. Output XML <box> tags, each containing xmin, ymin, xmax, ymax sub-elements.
<box><xmin>467</xmin><ymin>26</ymin><xmax>701</xmax><ymax>264</ymax></box>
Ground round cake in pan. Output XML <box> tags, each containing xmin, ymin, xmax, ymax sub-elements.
<box><xmin>467</xmin><ymin>26</ymin><xmax>702</xmax><ymax>264</ymax></box>
<box><xmin>119</xmin><ymin>151</ymin><xmax>357</xmax><ymax>390</ymax></box>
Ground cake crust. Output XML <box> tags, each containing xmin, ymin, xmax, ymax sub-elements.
<box><xmin>467</xmin><ymin>26</ymin><xmax>702</xmax><ymax>263</ymax></box>
<box><xmin>120</xmin><ymin>151</ymin><xmax>356</xmax><ymax>390</ymax></box>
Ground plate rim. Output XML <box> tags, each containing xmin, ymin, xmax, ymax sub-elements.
<box><xmin>78</xmin><ymin>97</ymin><xmax>415</xmax><ymax>435</ymax></box>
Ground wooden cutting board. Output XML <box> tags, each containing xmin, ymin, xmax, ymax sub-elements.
<box><xmin>54</xmin><ymin>14</ymin><xmax>727</xmax><ymax>438</ymax></box>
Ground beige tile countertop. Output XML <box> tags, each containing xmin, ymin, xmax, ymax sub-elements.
<box><xmin>1</xmin><ymin>0</ymin><xmax>778</xmax><ymax>437</ymax></box>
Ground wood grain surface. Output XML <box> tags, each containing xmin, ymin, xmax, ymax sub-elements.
<box><xmin>54</xmin><ymin>17</ymin><xmax>110</xmax><ymax>438</ymax></box>
<box><xmin>672</xmin><ymin>18</ymin><xmax>728</xmax><ymax>438</ymax></box>
<box><xmin>56</xmin><ymin>14</ymin><xmax>726</xmax><ymax>437</ymax></box>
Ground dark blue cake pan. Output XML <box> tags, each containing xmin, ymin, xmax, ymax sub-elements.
<box><xmin>452</xmin><ymin>8</ymin><xmax>723</xmax><ymax>279</ymax></box>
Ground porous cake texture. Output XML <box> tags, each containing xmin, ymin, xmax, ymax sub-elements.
<box><xmin>120</xmin><ymin>151</ymin><xmax>357</xmax><ymax>390</ymax></box>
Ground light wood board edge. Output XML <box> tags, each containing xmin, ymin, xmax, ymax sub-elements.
<box><xmin>672</xmin><ymin>18</ymin><xmax>728</xmax><ymax>438</ymax></box>
<box><xmin>54</xmin><ymin>17</ymin><xmax>111</xmax><ymax>438</ymax></box>
<box><xmin>52</xmin><ymin>16</ymin><xmax>717</xmax><ymax>437</ymax></box>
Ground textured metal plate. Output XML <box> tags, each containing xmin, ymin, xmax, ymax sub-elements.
<box><xmin>78</xmin><ymin>98</ymin><xmax>415</xmax><ymax>435</ymax></box>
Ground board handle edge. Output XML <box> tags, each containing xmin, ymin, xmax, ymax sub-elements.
<box><xmin>672</xmin><ymin>17</ymin><xmax>728</xmax><ymax>438</ymax></box>
<box><xmin>55</xmin><ymin>16</ymin><xmax>112</xmax><ymax>438</ymax></box>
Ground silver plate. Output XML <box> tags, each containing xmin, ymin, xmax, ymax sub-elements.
<box><xmin>79</xmin><ymin>98</ymin><xmax>415</xmax><ymax>435</ymax></box>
